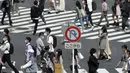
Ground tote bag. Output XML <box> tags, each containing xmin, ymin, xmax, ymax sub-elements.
<box><xmin>78</xmin><ymin>51</ymin><xmax>84</xmax><ymax>60</ymax></box>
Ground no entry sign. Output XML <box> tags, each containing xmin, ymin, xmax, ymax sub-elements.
<box><xmin>65</xmin><ymin>26</ymin><xmax>81</xmax><ymax>42</ymax></box>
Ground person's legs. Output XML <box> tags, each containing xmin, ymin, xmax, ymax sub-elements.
<box><xmin>74</xmin><ymin>65</ymin><xmax>78</xmax><ymax>73</ymax></box>
<box><xmin>1</xmin><ymin>11</ymin><xmax>7</xmax><ymax>24</ymax></box>
<box><xmin>122</xmin><ymin>16</ymin><xmax>128</xmax><ymax>30</ymax></box>
<box><xmin>104</xmin><ymin>11</ymin><xmax>109</xmax><ymax>27</ymax></box>
<box><xmin>40</xmin><ymin>14</ymin><xmax>46</xmax><ymax>24</ymax></box>
<box><xmin>7</xmin><ymin>9</ymin><xmax>12</xmax><ymax>26</ymax></box>
<box><xmin>89</xmin><ymin>12</ymin><xmax>93</xmax><ymax>26</ymax></box>
<box><xmin>0</xmin><ymin>54</ymin><xmax>6</xmax><ymax>73</ymax></box>
<box><xmin>33</xmin><ymin>20</ymin><xmax>38</xmax><ymax>35</ymax></box>
<box><xmin>97</xmin><ymin>14</ymin><xmax>103</xmax><ymax>26</ymax></box>
<box><xmin>5</xmin><ymin>54</ymin><xmax>19</xmax><ymax>73</ymax></box>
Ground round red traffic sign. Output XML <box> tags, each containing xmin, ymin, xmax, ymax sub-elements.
<box><xmin>65</xmin><ymin>26</ymin><xmax>81</xmax><ymax>42</ymax></box>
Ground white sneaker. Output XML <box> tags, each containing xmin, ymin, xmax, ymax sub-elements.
<box><xmin>91</xmin><ymin>26</ymin><xmax>94</xmax><ymax>30</ymax></box>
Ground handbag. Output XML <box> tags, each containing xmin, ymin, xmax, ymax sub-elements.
<box><xmin>78</xmin><ymin>51</ymin><xmax>84</xmax><ymax>60</ymax></box>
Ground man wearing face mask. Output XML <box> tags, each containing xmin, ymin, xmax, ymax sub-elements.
<box><xmin>45</xmin><ymin>28</ymin><xmax>54</xmax><ymax>53</ymax></box>
<box><xmin>36</xmin><ymin>32</ymin><xmax>45</xmax><ymax>69</ymax></box>
<box><xmin>0</xmin><ymin>35</ymin><xmax>19</xmax><ymax>73</ymax></box>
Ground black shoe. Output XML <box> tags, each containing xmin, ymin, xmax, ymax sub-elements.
<box><xmin>116</xmin><ymin>22</ymin><xmax>119</xmax><ymax>26</ymax></box>
<box><xmin>107</xmin><ymin>25</ymin><xmax>109</xmax><ymax>27</ymax></box>
<box><xmin>1</xmin><ymin>22</ymin><xmax>4</xmax><ymax>25</ymax></box>
<box><xmin>56</xmin><ymin>11</ymin><xmax>60</xmax><ymax>14</ymax></box>
<box><xmin>10</xmin><ymin>21</ymin><xmax>13</xmax><ymax>26</ymax></box>
<box><xmin>48</xmin><ymin>12</ymin><xmax>51</xmax><ymax>14</ymax></box>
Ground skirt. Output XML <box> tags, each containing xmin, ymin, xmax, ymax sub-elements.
<box><xmin>100</xmin><ymin>38</ymin><xmax>106</xmax><ymax>50</ymax></box>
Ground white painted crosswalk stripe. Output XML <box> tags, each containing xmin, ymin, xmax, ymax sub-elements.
<box><xmin>115</xmin><ymin>68</ymin><xmax>128</xmax><ymax>73</ymax></box>
<box><xmin>0</xmin><ymin>7</ymin><xmax>130</xmax><ymax>42</ymax></box>
<box><xmin>97</xmin><ymin>69</ymin><xmax>109</xmax><ymax>73</ymax></box>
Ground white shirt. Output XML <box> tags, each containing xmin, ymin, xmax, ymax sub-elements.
<box><xmin>0</xmin><ymin>41</ymin><xmax>10</xmax><ymax>54</ymax></box>
<box><xmin>102</xmin><ymin>2</ymin><xmax>108</xmax><ymax>11</ymax></box>
<box><xmin>36</xmin><ymin>37</ymin><xmax>44</xmax><ymax>56</ymax></box>
<box><xmin>87</xmin><ymin>0</ymin><xmax>93</xmax><ymax>12</ymax></box>
<box><xmin>47</xmin><ymin>35</ymin><xmax>54</xmax><ymax>53</ymax></box>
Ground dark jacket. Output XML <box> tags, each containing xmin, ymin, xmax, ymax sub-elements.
<box><xmin>122</xmin><ymin>0</ymin><xmax>130</xmax><ymax>17</ymax></box>
<box><xmin>88</xmin><ymin>55</ymin><xmax>99</xmax><ymax>73</ymax></box>
<box><xmin>0</xmin><ymin>0</ymin><xmax>11</xmax><ymax>10</ymax></box>
<box><xmin>31</xmin><ymin>6</ymin><xmax>41</xmax><ymax>19</ymax></box>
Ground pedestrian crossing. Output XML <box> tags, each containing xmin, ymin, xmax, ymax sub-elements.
<box><xmin>0</xmin><ymin>7</ymin><xmax>130</xmax><ymax>43</ymax></box>
<box><xmin>3</xmin><ymin>68</ymin><xmax>126</xmax><ymax>73</ymax></box>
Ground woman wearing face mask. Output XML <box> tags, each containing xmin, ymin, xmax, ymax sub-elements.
<box><xmin>36</xmin><ymin>32</ymin><xmax>45</xmax><ymax>70</ymax></box>
<box><xmin>55</xmin><ymin>49</ymin><xmax>66</xmax><ymax>73</ymax></box>
<box><xmin>0</xmin><ymin>35</ymin><xmax>19</xmax><ymax>73</ymax></box>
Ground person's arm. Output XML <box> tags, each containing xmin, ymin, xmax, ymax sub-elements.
<box><xmin>75</xmin><ymin>55</ymin><xmax>79</xmax><ymax>65</ymax></box>
<box><xmin>90</xmin><ymin>56</ymin><xmax>99</xmax><ymax>66</ymax></box>
<box><xmin>47</xmin><ymin>36</ymin><xmax>53</xmax><ymax>45</ymax></box>
<box><xmin>21</xmin><ymin>60</ymin><xmax>32</xmax><ymax>69</ymax></box>
<box><xmin>0</xmin><ymin>43</ymin><xmax>9</xmax><ymax>51</ymax></box>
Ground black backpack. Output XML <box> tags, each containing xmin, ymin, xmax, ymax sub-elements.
<box><xmin>31</xmin><ymin>45</ymin><xmax>37</xmax><ymax>57</ymax></box>
<box><xmin>9</xmin><ymin>43</ymin><xmax>14</xmax><ymax>55</ymax></box>
<box><xmin>51</xmin><ymin>35</ymin><xmax>57</xmax><ymax>48</ymax></box>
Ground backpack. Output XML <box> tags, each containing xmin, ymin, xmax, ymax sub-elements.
<box><xmin>31</xmin><ymin>45</ymin><xmax>37</xmax><ymax>57</ymax></box>
<box><xmin>9</xmin><ymin>43</ymin><xmax>14</xmax><ymax>55</ymax></box>
<box><xmin>51</xmin><ymin>35</ymin><xmax>57</xmax><ymax>48</ymax></box>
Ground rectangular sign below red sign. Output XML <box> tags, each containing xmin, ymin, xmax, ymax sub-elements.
<box><xmin>65</xmin><ymin>42</ymin><xmax>81</xmax><ymax>49</ymax></box>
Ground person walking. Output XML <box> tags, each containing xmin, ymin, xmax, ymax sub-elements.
<box><xmin>30</xmin><ymin>0</ymin><xmax>41</xmax><ymax>35</ymax></box>
<box><xmin>121</xmin><ymin>0</ymin><xmax>130</xmax><ymax>32</ymax></box>
<box><xmin>127</xmin><ymin>50</ymin><xmax>130</xmax><ymax>73</ymax></box>
<box><xmin>88</xmin><ymin>48</ymin><xmax>99</xmax><ymax>73</ymax></box>
<box><xmin>74</xmin><ymin>1</ymin><xmax>87</xmax><ymax>32</ymax></box>
<box><xmin>0</xmin><ymin>0</ymin><xmax>12</xmax><ymax>26</ymax></box>
<box><xmin>36</xmin><ymin>32</ymin><xmax>45</xmax><ymax>69</ymax></box>
<box><xmin>85</xmin><ymin>0</ymin><xmax>94</xmax><ymax>30</ymax></box>
<box><xmin>38</xmin><ymin>0</ymin><xmax>47</xmax><ymax>25</ymax></box>
<box><xmin>56</xmin><ymin>49</ymin><xmax>66</xmax><ymax>73</ymax></box>
<box><xmin>45</xmin><ymin>28</ymin><xmax>54</xmax><ymax>53</ymax></box>
<box><xmin>111</xmin><ymin>0</ymin><xmax>121</xmax><ymax>26</ymax></box>
<box><xmin>48</xmin><ymin>0</ymin><xmax>56</xmax><ymax>14</ymax></box>
<box><xmin>12</xmin><ymin>0</ymin><xmax>20</xmax><ymax>15</ymax></box>
<box><xmin>21</xmin><ymin>37</ymin><xmax>38</xmax><ymax>73</ymax></box>
<box><xmin>98</xmin><ymin>25</ymin><xmax>111</xmax><ymax>60</ymax></box>
<box><xmin>70</xmin><ymin>49</ymin><xmax>79</xmax><ymax>73</ymax></box>
<box><xmin>121</xmin><ymin>45</ymin><xmax>129</xmax><ymax>73</ymax></box>
<box><xmin>97</xmin><ymin>0</ymin><xmax>109</xmax><ymax>27</ymax></box>
<box><xmin>0</xmin><ymin>35</ymin><xmax>19</xmax><ymax>73</ymax></box>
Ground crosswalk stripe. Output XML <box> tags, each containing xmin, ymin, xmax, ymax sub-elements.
<box><xmin>11</xmin><ymin>71</ymin><xmax>23</xmax><ymax>73</ymax></box>
<box><xmin>97</xmin><ymin>69</ymin><xmax>109</xmax><ymax>73</ymax></box>
<box><xmin>0</xmin><ymin>6</ymin><xmax>130</xmax><ymax>43</ymax></box>
<box><xmin>115</xmin><ymin>68</ymin><xmax>128</xmax><ymax>73</ymax></box>
<box><xmin>78</xmin><ymin>69</ymin><xmax>88</xmax><ymax>73</ymax></box>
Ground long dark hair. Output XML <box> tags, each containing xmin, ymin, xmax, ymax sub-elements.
<box><xmin>74</xmin><ymin>49</ymin><xmax>78</xmax><ymax>60</ymax></box>
<box><xmin>101</xmin><ymin>25</ymin><xmax>108</xmax><ymax>35</ymax></box>
<box><xmin>56</xmin><ymin>49</ymin><xmax>63</xmax><ymax>62</ymax></box>
<box><xmin>76</xmin><ymin>1</ymin><xmax>82</xmax><ymax>9</ymax></box>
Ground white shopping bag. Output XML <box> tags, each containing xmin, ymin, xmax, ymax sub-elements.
<box><xmin>78</xmin><ymin>51</ymin><xmax>84</xmax><ymax>60</ymax></box>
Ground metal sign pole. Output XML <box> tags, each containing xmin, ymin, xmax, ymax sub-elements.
<box><xmin>72</xmin><ymin>49</ymin><xmax>74</xmax><ymax>73</ymax></box>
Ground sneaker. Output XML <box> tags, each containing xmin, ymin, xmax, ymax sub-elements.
<box><xmin>91</xmin><ymin>26</ymin><xmax>94</xmax><ymax>31</ymax></box>
<box><xmin>106</xmin><ymin>56</ymin><xmax>111</xmax><ymax>61</ymax></box>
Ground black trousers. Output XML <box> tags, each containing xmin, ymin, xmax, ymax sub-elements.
<box><xmin>128</xmin><ymin>70</ymin><xmax>130</xmax><ymax>73</ymax></box>
<box><xmin>88</xmin><ymin>11</ymin><xmax>93</xmax><ymax>26</ymax></box>
<box><xmin>47</xmin><ymin>68</ymin><xmax>53</xmax><ymax>73</ymax></box>
<box><xmin>1</xmin><ymin>8</ymin><xmax>12</xmax><ymax>25</ymax></box>
<box><xmin>0</xmin><ymin>54</ymin><xmax>19</xmax><ymax>73</ymax></box>
<box><xmin>122</xmin><ymin>16</ymin><xmax>129</xmax><ymax>30</ymax></box>
<box><xmin>70</xmin><ymin>65</ymin><xmax>78</xmax><ymax>73</ymax></box>
<box><xmin>33</xmin><ymin>19</ymin><xmax>39</xmax><ymax>35</ymax></box>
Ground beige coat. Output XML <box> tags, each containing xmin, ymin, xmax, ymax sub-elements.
<box><xmin>105</xmin><ymin>36</ymin><xmax>112</xmax><ymax>56</ymax></box>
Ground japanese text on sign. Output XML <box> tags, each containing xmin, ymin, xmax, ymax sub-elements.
<box><xmin>65</xmin><ymin>43</ymin><xmax>81</xmax><ymax>49</ymax></box>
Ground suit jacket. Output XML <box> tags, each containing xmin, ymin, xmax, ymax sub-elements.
<box><xmin>88</xmin><ymin>55</ymin><xmax>99</xmax><ymax>73</ymax></box>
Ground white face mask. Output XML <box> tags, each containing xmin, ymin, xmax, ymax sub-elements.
<box><xmin>41</xmin><ymin>36</ymin><xmax>44</xmax><ymax>39</ymax></box>
<box><xmin>25</xmin><ymin>40</ymin><xmax>27</xmax><ymax>43</ymax></box>
<box><xmin>3</xmin><ymin>38</ymin><xmax>6</xmax><ymax>41</ymax></box>
<box><xmin>44</xmin><ymin>32</ymin><xmax>47</xmax><ymax>36</ymax></box>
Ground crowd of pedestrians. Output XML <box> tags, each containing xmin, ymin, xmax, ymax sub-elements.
<box><xmin>0</xmin><ymin>0</ymin><xmax>130</xmax><ymax>73</ymax></box>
